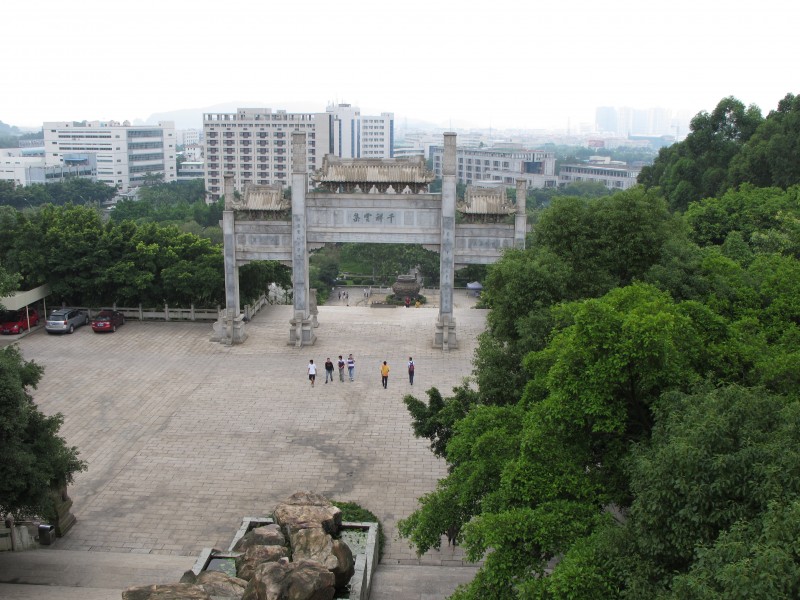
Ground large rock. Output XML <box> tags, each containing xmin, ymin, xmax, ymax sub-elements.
<box><xmin>235</xmin><ymin>544</ymin><xmax>290</xmax><ymax>581</ymax></box>
<box><xmin>330</xmin><ymin>539</ymin><xmax>356</xmax><ymax>589</ymax></box>
<box><xmin>273</xmin><ymin>492</ymin><xmax>342</xmax><ymax>536</ymax></box>
<box><xmin>196</xmin><ymin>571</ymin><xmax>248</xmax><ymax>598</ymax></box>
<box><xmin>233</xmin><ymin>524</ymin><xmax>286</xmax><ymax>551</ymax></box>
<box><xmin>179</xmin><ymin>570</ymin><xmax>247</xmax><ymax>598</ymax></box>
<box><xmin>290</xmin><ymin>528</ymin><xmax>354</xmax><ymax>589</ymax></box>
<box><xmin>241</xmin><ymin>558</ymin><xmax>335</xmax><ymax>600</ymax></box>
<box><xmin>122</xmin><ymin>583</ymin><xmax>212</xmax><ymax>600</ymax></box>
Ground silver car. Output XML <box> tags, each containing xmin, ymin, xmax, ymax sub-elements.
<box><xmin>45</xmin><ymin>308</ymin><xmax>89</xmax><ymax>334</ymax></box>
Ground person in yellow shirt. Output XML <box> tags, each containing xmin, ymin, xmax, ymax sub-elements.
<box><xmin>380</xmin><ymin>361</ymin><xmax>390</xmax><ymax>389</ymax></box>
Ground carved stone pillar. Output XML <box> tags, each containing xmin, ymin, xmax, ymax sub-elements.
<box><xmin>435</xmin><ymin>132</ymin><xmax>458</xmax><ymax>350</ymax></box>
<box><xmin>211</xmin><ymin>174</ymin><xmax>247</xmax><ymax>344</ymax></box>
<box><xmin>288</xmin><ymin>132</ymin><xmax>316</xmax><ymax>347</ymax></box>
<box><xmin>515</xmin><ymin>178</ymin><xmax>527</xmax><ymax>249</ymax></box>
<box><xmin>51</xmin><ymin>484</ymin><xmax>76</xmax><ymax>538</ymax></box>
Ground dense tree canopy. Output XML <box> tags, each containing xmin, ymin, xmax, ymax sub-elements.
<box><xmin>0</xmin><ymin>178</ymin><xmax>116</xmax><ymax>209</ymax></box>
<box><xmin>0</xmin><ymin>345</ymin><xmax>85</xmax><ymax>520</ymax></box>
<box><xmin>640</xmin><ymin>93</ymin><xmax>800</xmax><ymax>213</ymax></box>
<box><xmin>728</xmin><ymin>93</ymin><xmax>800</xmax><ymax>190</ymax></box>
<box><xmin>400</xmin><ymin>98</ymin><xmax>800</xmax><ymax>597</ymax></box>
<box><xmin>0</xmin><ymin>203</ymin><xmax>286</xmax><ymax>307</ymax></box>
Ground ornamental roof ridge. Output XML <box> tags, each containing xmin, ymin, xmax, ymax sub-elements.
<box><xmin>228</xmin><ymin>183</ymin><xmax>288</xmax><ymax>211</ymax></box>
<box><xmin>312</xmin><ymin>155</ymin><xmax>435</xmax><ymax>184</ymax></box>
<box><xmin>457</xmin><ymin>185</ymin><xmax>515</xmax><ymax>215</ymax></box>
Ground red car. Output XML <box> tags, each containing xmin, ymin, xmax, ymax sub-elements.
<box><xmin>91</xmin><ymin>310</ymin><xmax>125</xmax><ymax>333</ymax></box>
<box><xmin>0</xmin><ymin>308</ymin><xmax>40</xmax><ymax>334</ymax></box>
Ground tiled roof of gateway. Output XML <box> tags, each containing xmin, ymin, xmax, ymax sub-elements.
<box><xmin>312</xmin><ymin>155</ymin><xmax>435</xmax><ymax>184</ymax></box>
<box><xmin>458</xmin><ymin>185</ymin><xmax>515</xmax><ymax>215</ymax></box>
<box><xmin>236</xmin><ymin>184</ymin><xmax>289</xmax><ymax>210</ymax></box>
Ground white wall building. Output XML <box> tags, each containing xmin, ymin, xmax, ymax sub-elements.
<box><xmin>430</xmin><ymin>145</ymin><xmax>558</xmax><ymax>189</ymax></box>
<box><xmin>1</xmin><ymin>147</ymin><xmax>96</xmax><ymax>187</ymax></box>
<box><xmin>178</xmin><ymin>129</ymin><xmax>202</xmax><ymax>147</ymax></box>
<box><xmin>558</xmin><ymin>156</ymin><xmax>641</xmax><ymax>190</ymax></box>
<box><xmin>177</xmin><ymin>160</ymin><xmax>205</xmax><ymax>182</ymax></box>
<box><xmin>181</xmin><ymin>143</ymin><xmax>204</xmax><ymax>161</ymax></box>
<box><xmin>203</xmin><ymin>105</ymin><xmax>394</xmax><ymax>200</ymax></box>
<box><xmin>44</xmin><ymin>120</ymin><xmax>177</xmax><ymax>192</ymax></box>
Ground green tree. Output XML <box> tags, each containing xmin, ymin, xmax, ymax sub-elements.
<box><xmin>339</xmin><ymin>243</ymin><xmax>439</xmax><ymax>284</ymax></box>
<box><xmin>403</xmin><ymin>383</ymin><xmax>479</xmax><ymax>459</ymax></box>
<box><xmin>0</xmin><ymin>346</ymin><xmax>86</xmax><ymax>520</ymax></box>
<box><xmin>685</xmin><ymin>184</ymin><xmax>800</xmax><ymax>254</ymax></box>
<box><xmin>728</xmin><ymin>93</ymin><xmax>800</xmax><ymax>190</ymax></box>
<box><xmin>622</xmin><ymin>385</ymin><xmax>800</xmax><ymax>597</ymax></box>
<box><xmin>239</xmin><ymin>261</ymin><xmax>291</xmax><ymax>305</ymax></box>
<box><xmin>401</xmin><ymin>285</ymin><xmax>722</xmax><ymax>597</ymax></box>
<box><xmin>639</xmin><ymin>96</ymin><xmax>764</xmax><ymax>211</ymax></box>
<box><xmin>0</xmin><ymin>260</ymin><xmax>20</xmax><ymax>301</ymax></box>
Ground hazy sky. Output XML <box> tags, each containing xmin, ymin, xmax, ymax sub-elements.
<box><xmin>4</xmin><ymin>0</ymin><xmax>798</xmax><ymax>131</ymax></box>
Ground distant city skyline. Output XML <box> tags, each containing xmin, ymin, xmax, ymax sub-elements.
<box><xmin>4</xmin><ymin>0</ymin><xmax>797</xmax><ymax>132</ymax></box>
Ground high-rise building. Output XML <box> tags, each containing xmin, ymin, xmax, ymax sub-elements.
<box><xmin>44</xmin><ymin>120</ymin><xmax>177</xmax><ymax>192</ymax></box>
<box><xmin>203</xmin><ymin>105</ymin><xmax>394</xmax><ymax>200</ymax></box>
<box><xmin>595</xmin><ymin>106</ymin><xmax>618</xmax><ymax>134</ymax></box>
<box><xmin>178</xmin><ymin>129</ymin><xmax>202</xmax><ymax>147</ymax></box>
<box><xmin>596</xmin><ymin>106</ymin><xmax>688</xmax><ymax>137</ymax></box>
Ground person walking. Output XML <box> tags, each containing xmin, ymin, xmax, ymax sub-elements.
<box><xmin>337</xmin><ymin>355</ymin><xmax>345</xmax><ymax>382</ymax></box>
<box><xmin>407</xmin><ymin>357</ymin><xmax>415</xmax><ymax>385</ymax></box>
<box><xmin>381</xmin><ymin>360</ymin><xmax>390</xmax><ymax>389</ymax></box>
<box><xmin>307</xmin><ymin>359</ymin><xmax>317</xmax><ymax>387</ymax></box>
<box><xmin>347</xmin><ymin>354</ymin><xmax>356</xmax><ymax>381</ymax></box>
<box><xmin>324</xmin><ymin>357</ymin><xmax>334</xmax><ymax>383</ymax></box>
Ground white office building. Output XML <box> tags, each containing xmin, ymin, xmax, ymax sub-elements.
<box><xmin>1</xmin><ymin>147</ymin><xmax>96</xmax><ymax>187</ymax></box>
<box><xmin>44</xmin><ymin>120</ymin><xmax>177</xmax><ymax>192</ymax></box>
<box><xmin>430</xmin><ymin>145</ymin><xmax>558</xmax><ymax>189</ymax></box>
<box><xmin>177</xmin><ymin>161</ymin><xmax>205</xmax><ymax>182</ymax></box>
<box><xmin>558</xmin><ymin>156</ymin><xmax>641</xmax><ymax>190</ymax></box>
<box><xmin>178</xmin><ymin>129</ymin><xmax>202</xmax><ymax>147</ymax></box>
<box><xmin>203</xmin><ymin>105</ymin><xmax>394</xmax><ymax>200</ymax></box>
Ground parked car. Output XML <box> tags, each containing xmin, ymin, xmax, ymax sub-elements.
<box><xmin>0</xmin><ymin>308</ymin><xmax>40</xmax><ymax>334</ymax></box>
<box><xmin>45</xmin><ymin>308</ymin><xmax>89</xmax><ymax>334</ymax></box>
<box><xmin>91</xmin><ymin>309</ymin><xmax>125</xmax><ymax>333</ymax></box>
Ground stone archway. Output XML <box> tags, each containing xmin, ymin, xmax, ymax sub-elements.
<box><xmin>213</xmin><ymin>133</ymin><xmax>527</xmax><ymax>350</ymax></box>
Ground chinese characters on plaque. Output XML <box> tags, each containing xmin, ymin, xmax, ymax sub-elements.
<box><xmin>351</xmin><ymin>212</ymin><xmax>395</xmax><ymax>224</ymax></box>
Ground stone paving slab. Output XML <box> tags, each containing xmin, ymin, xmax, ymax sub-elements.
<box><xmin>9</xmin><ymin>292</ymin><xmax>484</xmax><ymax>572</ymax></box>
<box><xmin>0</xmin><ymin>548</ymin><xmax>192</xmax><ymax>588</ymax></box>
<box><xmin>371</xmin><ymin>564</ymin><xmax>480</xmax><ymax>600</ymax></box>
<box><xmin>0</xmin><ymin>584</ymin><xmax>120</xmax><ymax>600</ymax></box>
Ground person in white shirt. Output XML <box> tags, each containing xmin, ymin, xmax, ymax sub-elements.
<box><xmin>307</xmin><ymin>359</ymin><xmax>317</xmax><ymax>387</ymax></box>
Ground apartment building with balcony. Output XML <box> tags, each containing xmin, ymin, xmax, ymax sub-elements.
<box><xmin>430</xmin><ymin>144</ymin><xmax>558</xmax><ymax>189</ymax></box>
<box><xmin>203</xmin><ymin>105</ymin><xmax>394</xmax><ymax>200</ymax></box>
<box><xmin>44</xmin><ymin>120</ymin><xmax>176</xmax><ymax>192</ymax></box>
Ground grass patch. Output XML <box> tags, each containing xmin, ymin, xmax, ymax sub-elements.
<box><xmin>332</xmin><ymin>500</ymin><xmax>385</xmax><ymax>561</ymax></box>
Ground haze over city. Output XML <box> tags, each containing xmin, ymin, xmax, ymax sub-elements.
<box><xmin>4</xmin><ymin>0</ymin><xmax>797</xmax><ymax>132</ymax></box>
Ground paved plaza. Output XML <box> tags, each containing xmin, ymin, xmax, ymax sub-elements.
<box><xmin>1</xmin><ymin>291</ymin><xmax>484</xmax><ymax>597</ymax></box>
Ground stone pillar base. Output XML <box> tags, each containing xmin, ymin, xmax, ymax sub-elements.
<box><xmin>210</xmin><ymin>312</ymin><xmax>248</xmax><ymax>345</ymax></box>
<box><xmin>289</xmin><ymin>317</ymin><xmax>317</xmax><ymax>347</ymax></box>
<box><xmin>51</xmin><ymin>486</ymin><xmax>77</xmax><ymax>538</ymax></box>
<box><xmin>433</xmin><ymin>316</ymin><xmax>458</xmax><ymax>351</ymax></box>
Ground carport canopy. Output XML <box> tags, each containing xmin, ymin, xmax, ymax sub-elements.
<box><xmin>0</xmin><ymin>284</ymin><xmax>51</xmax><ymax>310</ymax></box>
